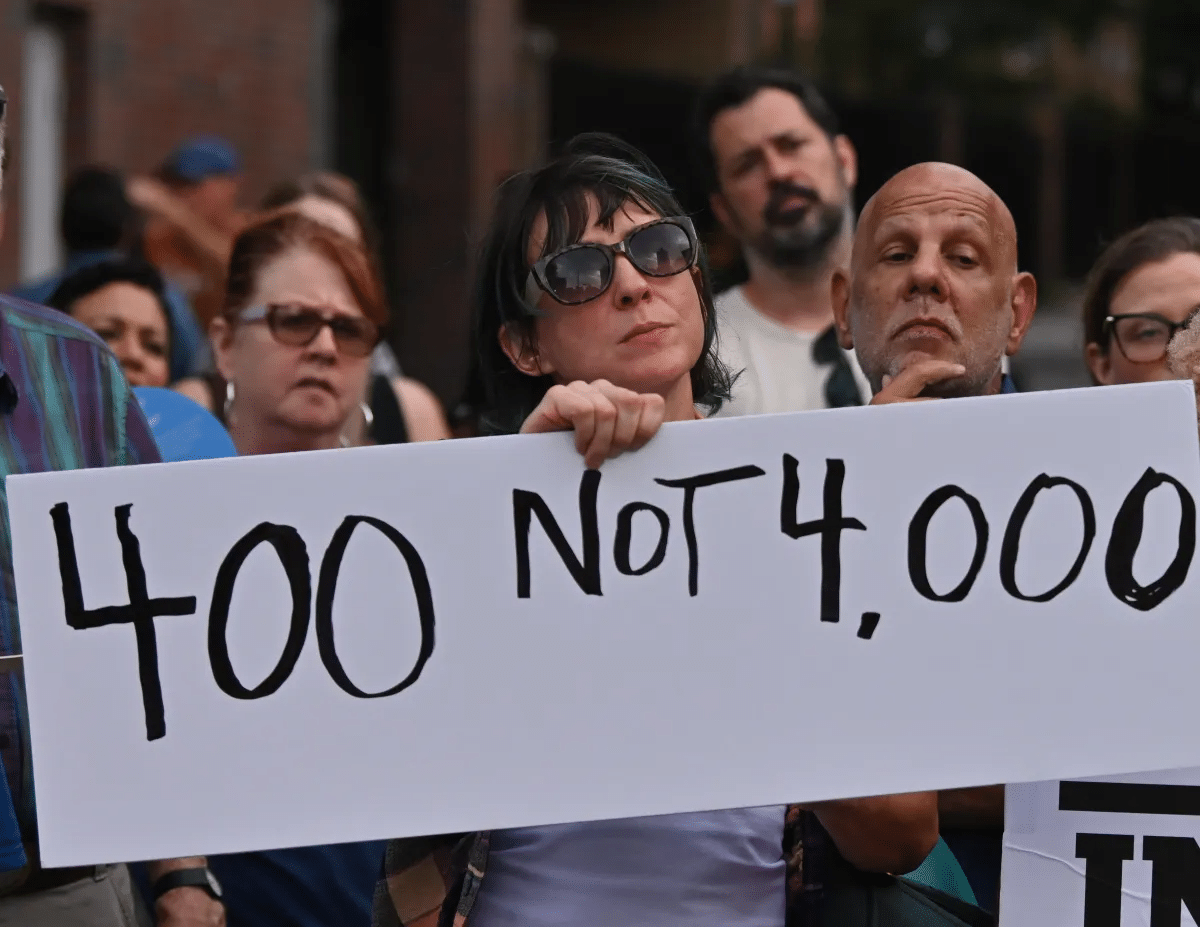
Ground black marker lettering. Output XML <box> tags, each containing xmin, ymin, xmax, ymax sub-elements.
<box><xmin>907</xmin><ymin>486</ymin><xmax>988</xmax><ymax>603</ymax></box>
<box><xmin>780</xmin><ymin>456</ymin><xmax>866</xmax><ymax>622</ymax></box>
<box><xmin>1106</xmin><ymin>468</ymin><xmax>1196</xmax><ymax>611</ymax></box>
<box><xmin>857</xmin><ymin>612</ymin><xmax>880</xmax><ymax>640</ymax></box>
<box><xmin>1075</xmin><ymin>833</ymin><xmax>1133</xmax><ymax>927</ymax></box>
<box><xmin>1000</xmin><ymin>475</ymin><xmax>1096</xmax><ymax>602</ymax></box>
<box><xmin>514</xmin><ymin>470</ymin><xmax>602</xmax><ymax>597</ymax></box>
<box><xmin>613</xmin><ymin>502</ymin><xmax>669</xmax><ymax>576</ymax></box>
<box><xmin>51</xmin><ymin>502</ymin><xmax>196</xmax><ymax>742</ymax></box>
<box><xmin>656</xmin><ymin>465</ymin><xmax>765</xmax><ymax>596</ymax></box>
<box><xmin>208</xmin><ymin>523</ymin><xmax>310</xmax><ymax>700</ymax></box>
<box><xmin>315</xmin><ymin>516</ymin><xmax>436</xmax><ymax>698</ymax></box>
<box><xmin>1144</xmin><ymin>836</ymin><xmax>1200</xmax><ymax>927</ymax></box>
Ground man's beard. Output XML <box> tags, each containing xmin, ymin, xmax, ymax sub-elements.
<box><xmin>750</xmin><ymin>181</ymin><xmax>847</xmax><ymax>272</ymax></box>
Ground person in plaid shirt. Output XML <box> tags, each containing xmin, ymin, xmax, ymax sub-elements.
<box><xmin>371</xmin><ymin>133</ymin><xmax>938</xmax><ymax>927</ymax></box>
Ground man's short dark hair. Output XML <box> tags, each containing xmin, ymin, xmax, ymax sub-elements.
<box><xmin>60</xmin><ymin>166</ymin><xmax>136</xmax><ymax>253</ymax></box>
<box><xmin>47</xmin><ymin>257</ymin><xmax>170</xmax><ymax>329</ymax></box>
<box><xmin>691</xmin><ymin>66</ymin><xmax>841</xmax><ymax>196</ymax></box>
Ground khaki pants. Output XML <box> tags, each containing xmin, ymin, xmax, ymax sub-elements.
<box><xmin>0</xmin><ymin>863</ymin><xmax>138</xmax><ymax>927</ymax></box>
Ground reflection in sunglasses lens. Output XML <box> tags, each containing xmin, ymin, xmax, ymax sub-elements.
<box><xmin>547</xmin><ymin>248</ymin><xmax>609</xmax><ymax>303</ymax></box>
<box><xmin>630</xmin><ymin>223</ymin><xmax>693</xmax><ymax>275</ymax></box>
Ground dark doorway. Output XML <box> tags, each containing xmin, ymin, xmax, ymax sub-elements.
<box><xmin>332</xmin><ymin>0</ymin><xmax>394</xmax><ymax>300</ymax></box>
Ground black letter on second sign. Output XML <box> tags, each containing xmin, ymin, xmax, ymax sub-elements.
<box><xmin>208</xmin><ymin>524</ymin><xmax>311</xmax><ymax>700</ymax></box>
<box><xmin>51</xmin><ymin>502</ymin><xmax>197</xmax><ymax>742</ymax></box>
<box><xmin>315</xmin><ymin>515</ymin><xmax>436</xmax><ymax>698</ymax></box>
<box><xmin>1075</xmin><ymin>833</ymin><xmax>1133</xmax><ymax>927</ymax></box>
<box><xmin>1144</xmin><ymin>836</ymin><xmax>1200</xmax><ymax>927</ymax></box>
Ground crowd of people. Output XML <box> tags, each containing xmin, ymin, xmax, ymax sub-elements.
<box><xmin>0</xmin><ymin>60</ymin><xmax>1196</xmax><ymax>927</ymax></box>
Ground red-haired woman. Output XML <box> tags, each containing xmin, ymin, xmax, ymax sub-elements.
<box><xmin>174</xmin><ymin>202</ymin><xmax>448</xmax><ymax>447</ymax></box>
<box><xmin>155</xmin><ymin>211</ymin><xmax>391</xmax><ymax>925</ymax></box>
<box><xmin>257</xmin><ymin>170</ymin><xmax>450</xmax><ymax>445</ymax></box>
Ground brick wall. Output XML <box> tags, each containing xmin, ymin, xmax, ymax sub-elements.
<box><xmin>0</xmin><ymin>0</ymin><xmax>323</xmax><ymax>290</ymax></box>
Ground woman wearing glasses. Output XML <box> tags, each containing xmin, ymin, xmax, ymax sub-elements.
<box><xmin>175</xmin><ymin>201</ymin><xmax>449</xmax><ymax>446</ymax></box>
<box><xmin>372</xmin><ymin>134</ymin><xmax>938</xmax><ymax>927</ymax></box>
<box><xmin>163</xmin><ymin>210</ymin><xmax>392</xmax><ymax>926</ymax></box>
<box><xmin>1082</xmin><ymin>217</ymin><xmax>1200</xmax><ymax>386</ymax></box>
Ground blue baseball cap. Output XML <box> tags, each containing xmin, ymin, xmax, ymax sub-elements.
<box><xmin>162</xmin><ymin>136</ymin><xmax>240</xmax><ymax>183</ymax></box>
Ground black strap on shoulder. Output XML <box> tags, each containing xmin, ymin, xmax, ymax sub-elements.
<box><xmin>369</xmin><ymin>374</ymin><xmax>409</xmax><ymax>445</ymax></box>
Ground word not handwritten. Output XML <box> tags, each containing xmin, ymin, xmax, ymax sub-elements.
<box><xmin>51</xmin><ymin>506</ymin><xmax>435</xmax><ymax>741</ymax></box>
<box><xmin>1065</xmin><ymin>782</ymin><xmax>1200</xmax><ymax>927</ymax></box>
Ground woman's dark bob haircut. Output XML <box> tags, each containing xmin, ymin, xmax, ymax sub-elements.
<box><xmin>473</xmin><ymin>132</ymin><xmax>733</xmax><ymax>435</ymax></box>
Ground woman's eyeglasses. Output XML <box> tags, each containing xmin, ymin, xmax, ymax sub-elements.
<box><xmin>524</xmin><ymin>216</ymin><xmax>698</xmax><ymax>307</ymax></box>
<box><xmin>240</xmin><ymin>303</ymin><xmax>381</xmax><ymax>357</ymax></box>
<box><xmin>1105</xmin><ymin>308</ymin><xmax>1200</xmax><ymax>364</ymax></box>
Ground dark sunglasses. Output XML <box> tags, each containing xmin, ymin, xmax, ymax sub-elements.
<box><xmin>240</xmin><ymin>303</ymin><xmax>381</xmax><ymax>357</ymax></box>
<box><xmin>524</xmin><ymin>216</ymin><xmax>698</xmax><ymax>307</ymax></box>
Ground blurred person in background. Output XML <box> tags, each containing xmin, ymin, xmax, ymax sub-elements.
<box><xmin>0</xmin><ymin>85</ymin><xmax>222</xmax><ymax>927</ymax></box>
<box><xmin>373</xmin><ymin>132</ymin><xmax>939</xmax><ymax>927</ymax></box>
<box><xmin>1082</xmin><ymin>217</ymin><xmax>1200</xmax><ymax>386</ymax></box>
<box><xmin>175</xmin><ymin>171</ymin><xmax>450</xmax><ymax>445</ymax></box>
<box><xmin>11</xmin><ymin>166</ymin><xmax>204</xmax><ymax>380</ymax></box>
<box><xmin>46</xmin><ymin>258</ymin><xmax>172</xmax><ymax>389</ymax></box>
<box><xmin>138</xmin><ymin>211</ymin><xmax>391</xmax><ymax>927</ymax></box>
<box><xmin>132</xmin><ymin>136</ymin><xmax>249</xmax><ymax>330</ymax></box>
<box><xmin>694</xmin><ymin>66</ymin><xmax>870</xmax><ymax>414</ymax></box>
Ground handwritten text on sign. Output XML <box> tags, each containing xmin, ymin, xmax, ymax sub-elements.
<box><xmin>9</xmin><ymin>382</ymin><xmax>1200</xmax><ymax>866</ymax></box>
<box><xmin>1003</xmin><ymin>770</ymin><xmax>1200</xmax><ymax>926</ymax></box>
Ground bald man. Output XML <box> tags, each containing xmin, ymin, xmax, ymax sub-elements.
<box><xmin>831</xmin><ymin>162</ymin><xmax>1036</xmax><ymax>909</ymax></box>
<box><xmin>832</xmin><ymin>161</ymin><xmax>1035</xmax><ymax>403</ymax></box>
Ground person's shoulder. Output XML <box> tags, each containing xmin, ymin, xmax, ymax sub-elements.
<box><xmin>393</xmin><ymin>377</ymin><xmax>451</xmax><ymax>442</ymax></box>
<box><xmin>713</xmin><ymin>284</ymin><xmax>749</xmax><ymax>316</ymax></box>
<box><xmin>0</xmin><ymin>294</ymin><xmax>111</xmax><ymax>354</ymax></box>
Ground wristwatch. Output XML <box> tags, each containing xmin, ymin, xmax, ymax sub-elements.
<box><xmin>152</xmin><ymin>867</ymin><xmax>224</xmax><ymax>903</ymax></box>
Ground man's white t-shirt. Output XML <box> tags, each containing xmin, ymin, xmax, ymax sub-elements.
<box><xmin>712</xmin><ymin>285</ymin><xmax>871</xmax><ymax>418</ymax></box>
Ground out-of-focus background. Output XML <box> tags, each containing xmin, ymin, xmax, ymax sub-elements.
<box><xmin>1</xmin><ymin>0</ymin><xmax>1198</xmax><ymax>405</ymax></box>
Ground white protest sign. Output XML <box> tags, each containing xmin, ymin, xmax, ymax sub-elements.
<box><xmin>8</xmin><ymin>382</ymin><xmax>1200</xmax><ymax>867</ymax></box>
<box><xmin>1003</xmin><ymin>770</ymin><xmax>1200</xmax><ymax>926</ymax></box>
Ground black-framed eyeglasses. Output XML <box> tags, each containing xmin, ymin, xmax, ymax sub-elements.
<box><xmin>0</xmin><ymin>86</ymin><xmax>8</xmax><ymax>124</ymax></box>
<box><xmin>240</xmin><ymin>303</ymin><xmax>381</xmax><ymax>357</ymax></box>
<box><xmin>1105</xmin><ymin>308</ymin><xmax>1200</xmax><ymax>364</ymax></box>
<box><xmin>524</xmin><ymin>216</ymin><xmax>698</xmax><ymax>308</ymax></box>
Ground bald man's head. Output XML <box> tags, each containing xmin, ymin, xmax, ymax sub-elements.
<box><xmin>831</xmin><ymin>162</ymin><xmax>1036</xmax><ymax>398</ymax></box>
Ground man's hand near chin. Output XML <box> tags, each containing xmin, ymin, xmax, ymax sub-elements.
<box><xmin>870</xmin><ymin>359</ymin><xmax>966</xmax><ymax>405</ymax></box>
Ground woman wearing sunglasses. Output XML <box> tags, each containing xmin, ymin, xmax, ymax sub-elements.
<box><xmin>373</xmin><ymin>134</ymin><xmax>938</xmax><ymax>927</ymax></box>
<box><xmin>1082</xmin><ymin>217</ymin><xmax>1200</xmax><ymax>386</ymax></box>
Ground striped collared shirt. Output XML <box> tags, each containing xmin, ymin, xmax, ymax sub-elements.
<box><xmin>0</xmin><ymin>294</ymin><xmax>162</xmax><ymax>834</ymax></box>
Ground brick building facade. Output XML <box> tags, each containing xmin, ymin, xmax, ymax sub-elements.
<box><xmin>0</xmin><ymin>0</ymin><xmax>546</xmax><ymax>407</ymax></box>
<box><xmin>0</xmin><ymin>0</ymin><xmax>886</xmax><ymax>405</ymax></box>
